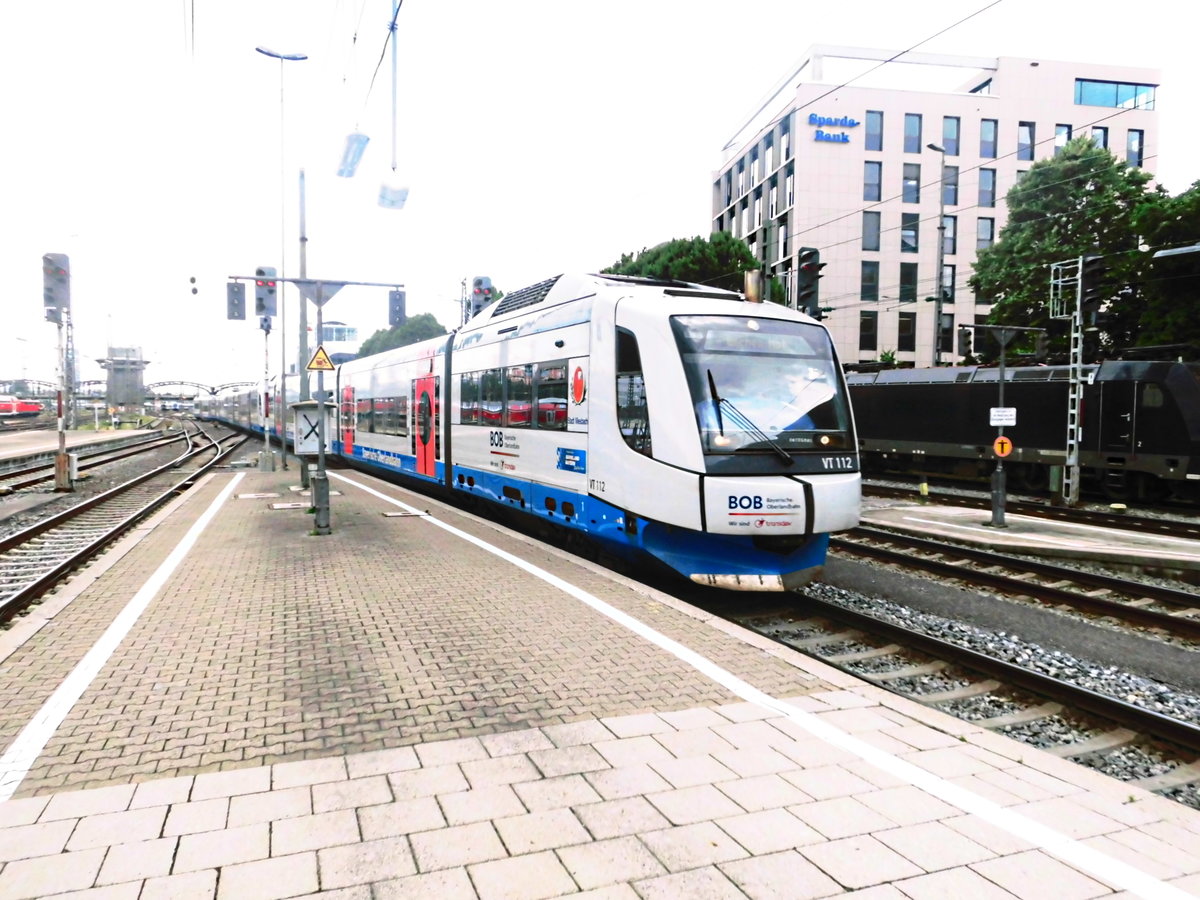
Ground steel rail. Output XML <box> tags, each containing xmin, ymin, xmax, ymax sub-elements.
<box><xmin>832</xmin><ymin>528</ymin><xmax>1200</xmax><ymax>641</ymax></box>
<box><xmin>807</xmin><ymin>597</ymin><xmax>1200</xmax><ymax>754</ymax></box>
<box><xmin>0</xmin><ymin>430</ymin><xmax>246</xmax><ymax>624</ymax></box>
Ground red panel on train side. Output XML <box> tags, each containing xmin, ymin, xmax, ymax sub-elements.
<box><xmin>415</xmin><ymin>375</ymin><xmax>437</xmax><ymax>477</ymax></box>
<box><xmin>341</xmin><ymin>385</ymin><xmax>355</xmax><ymax>457</ymax></box>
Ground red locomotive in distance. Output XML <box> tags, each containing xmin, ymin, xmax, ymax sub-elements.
<box><xmin>0</xmin><ymin>395</ymin><xmax>44</xmax><ymax>418</ymax></box>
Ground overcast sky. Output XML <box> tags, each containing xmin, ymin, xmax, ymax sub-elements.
<box><xmin>2</xmin><ymin>0</ymin><xmax>1195</xmax><ymax>389</ymax></box>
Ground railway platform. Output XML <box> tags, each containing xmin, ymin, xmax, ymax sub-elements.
<box><xmin>1</xmin><ymin>463</ymin><xmax>1200</xmax><ymax>898</ymax></box>
<box><xmin>861</xmin><ymin>497</ymin><xmax>1200</xmax><ymax>574</ymax></box>
<box><xmin>0</xmin><ymin>428</ymin><xmax>158</xmax><ymax>463</ymax></box>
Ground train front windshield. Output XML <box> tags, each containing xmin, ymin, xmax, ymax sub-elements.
<box><xmin>671</xmin><ymin>314</ymin><xmax>852</xmax><ymax>458</ymax></box>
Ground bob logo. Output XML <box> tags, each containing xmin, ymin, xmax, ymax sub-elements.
<box><xmin>572</xmin><ymin>366</ymin><xmax>587</xmax><ymax>405</ymax></box>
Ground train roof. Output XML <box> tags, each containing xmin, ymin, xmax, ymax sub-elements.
<box><xmin>463</xmin><ymin>273</ymin><xmax>746</xmax><ymax>330</ymax></box>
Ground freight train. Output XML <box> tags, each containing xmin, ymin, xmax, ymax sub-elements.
<box><xmin>847</xmin><ymin>361</ymin><xmax>1200</xmax><ymax>501</ymax></box>
<box><xmin>200</xmin><ymin>273</ymin><xmax>862</xmax><ymax>590</ymax></box>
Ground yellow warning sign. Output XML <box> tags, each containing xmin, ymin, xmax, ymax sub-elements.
<box><xmin>306</xmin><ymin>346</ymin><xmax>335</xmax><ymax>371</ymax></box>
<box><xmin>993</xmin><ymin>435</ymin><xmax>1013</xmax><ymax>458</ymax></box>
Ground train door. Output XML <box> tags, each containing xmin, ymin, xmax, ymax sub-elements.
<box><xmin>340</xmin><ymin>385</ymin><xmax>355</xmax><ymax>456</ymax></box>
<box><xmin>1099</xmin><ymin>380</ymin><xmax>1136</xmax><ymax>454</ymax></box>
<box><xmin>414</xmin><ymin>374</ymin><xmax>438</xmax><ymax>477</ymax></box>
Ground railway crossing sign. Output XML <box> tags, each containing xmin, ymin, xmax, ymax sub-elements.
<box><xmin>307</xmin><ymin>346</ymin><xmax>335</xmax><ymax>371</ymax></box>
<box><xmin>993</xmin><ymin>435</ymin><xmax>1013</xmax><ymax>457</ymax></box>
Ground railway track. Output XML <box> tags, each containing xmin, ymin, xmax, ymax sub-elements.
<box><xmin>733</xmin><ymin>597</ymin><xmax>1200</xmax><ymax>808</ymax></box>
<box><xmin>833</xmin><ymin>526</ymin><xmax>1200</xmax><ymax>642</ymax></box>
<box><xmin>865</xmin><ymin>482</ymin><xmax>1200</xmax><ymax>541</ymax></box>
<box><xmin>0</xmin><ymin>429</ymin><xmax>186</xmax><ymax>493</ymax></box>
<box><xmin>0</xmin><ymin>424</ymin><xmax>247</xmax><ymax>626</ymax></box>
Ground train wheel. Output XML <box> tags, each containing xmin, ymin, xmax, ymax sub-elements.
<box><xmin>1016</xmin><ymin>464</ymin><xmax>1048</xmax><ymax>492</ymax></box>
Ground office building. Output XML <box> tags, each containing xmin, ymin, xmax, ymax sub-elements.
<box><xmin>712</xmin><ymin>46</ymin><xmax>1159</xmax><ymax>366</ymax></box>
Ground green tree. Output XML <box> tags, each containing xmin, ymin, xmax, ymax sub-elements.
<box><xmin>602</xmin><ymin>232</ymin><xmax>760</xmax><ymax>295</ymax></box>
<box><xmin>357</xmin><ymin>313</ymin><xmax>448</xmax><ymax>357</ymax></box>
<box><xmin>1130</xmin><ymin>182</ymin><xmax>1200</xmax><ymax>356</ymax></box>
<box><xmin>969</xmin><ymin>136</ymin><xmax>1163</xmax><ymax>361</ymax></box>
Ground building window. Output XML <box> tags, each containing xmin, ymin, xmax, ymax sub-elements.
<box><xmin>942</xmin><ymin>116</ymin><xmax>960</xmax><ymax>156</ymax></box>
<box><xmin>902</xmin><ymin>163</ymin><xmax>920</xmax><ymax>203</ymax></box>
<box><xmin>769</xmin><ymin>183</ymin><xmax>778</xmax><ymax>218</ymax></box>
<box><xmin>979</xmin><ymin>169</ymin><xmax>996</xmax><ymax>207</ymax></box>
<box><xmin>1015</xmin><ymin>170</ymin><xmax>1027</xmax><ymax>183</ymax></box>
<box><xmin>1092</xmin><ymin>126</ymin><xmax>1109</xmax><ymax>149</ymax></box>
<box><xmin>1017</xmin><ymin>122</ymin><xmax>1035</xmax><ymax>161</ymax></box>
<box><xmin>976</xmin><ymin>217</ymin><xmax>995</xmax><ymax>251</ymax></box>
<box><xmin>862</xmin><ymin>211</ymin><xmax>881</xmax><ymax>251</ymax></box>
<box><xmin>859</xmin><ymin>311</ymin><xmax>878</xmax><ymax>352</ymax></box>
<box><xmin>1054</xmin><ymin>124</ymin><xmax>1072</xmax><ymax>155</ymax></box>
<box><xmin>970</xmin><ymin>78</ymin><xmax>992</xmax><ymax>95</ymax></box>
<box><xmin>943</xmin><ymin>165</ymin><xmax>959</xmax><ymax>206</ymax></box>
<box><xmin>980</xmin><ymin>119</ymin><xmax>997</xmax><ymax>158</ymax></box>
<box><xmin>943</xmin><ymin>216</ymin><xmax>957</xmax><ymax>256</ymax></box>
<box><xmin>863</xmin><ymin>161</ymin><xmax>882</xmax><ymax>202</ymax></box>
<box><xmin>899</xmin><ymin>263</ymin><xmax>919</xmax><ymax>303</ymax></box>
<box><xmin>781</xmin><ymin>117</ymin><xmax>792</xmax><ymax>160</ymax></box>
<box><xmin>861</xmin><ymin>261</ymin><xmax>879</xmax><ymax>302</ymax></box>
<box><xmin>785</xmin><ymin>170</ymin><xmax>794</xmax><ymax>206</ymax></box>
<box><xmin>901</xmin><ymin>213</ymin><xmax>919</xmax><ymax>253</ymax></box>
<box><xmin>898</xmin><ymin>311</ymin><xmax>916</xmax><ymax>352</ymax></box>
<box><xmin>866</xmin><ymin>110</ymin><xmax>883</xmax><ymax>151</ymax></box>
<box><xmin>736</xmin><ymin>161</ymin><xmax>745</xmax><ymax>197</ymax></box>
<box><xmin>778</xmin><ymin>223</ymin><xmax>788</xmax><ymax>261</ymax></box>
<box><xmin>904</xmin><ymin>113</ymin><xmax>922</xmax><ymax>153</ymax></box>
<box><xmin>1127</xmin><ymin>129</ymin><xmax>1145</xmax><ymax>167</ymax></box>
<box><xmin>1075</xmin><ymin>78</ymin><xmax>1156</xmax><ymax>110</ymax></box>
<box><xmin>754</xmin><ymin>193</ymin><xmax>762</xmax><ymax>227</ymax></box>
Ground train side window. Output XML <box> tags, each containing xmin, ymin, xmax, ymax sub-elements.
<box><xmin>481</xmin><ymin>368</ymin><xmax>503</xmax><ymax>427</ymax></box>
<box><xmin>357</xmin><ymin>399</ymin><xmax>373</xmax><ymax>434</ymax></box>
<box><xmin>616</xmin><ymin>327</ymin><xmax>652</xmax><ymax>456</ymax></box>
<box><xmin>1141</xmin><ymin>383</ymin><xmax>1164</xmax><ymax>409</ymax></box>
<box><xmin>534</xmin><ymin>360</ymin><xmax>568</xmax><ymax>430</ymax></box>
<box><xmin>397</xmin><ymin>394</ymin><xmax>409</xmax><ymax>437</ymax></box>
<box><xmin>460</xmin><ymin>371</ymin><xmax>480</xmax><ymax>425</ymax></box>
<box><xmin>505</xmin><ymin>364</ymin><xmax>533</xmax><ymax>428</ymax></box>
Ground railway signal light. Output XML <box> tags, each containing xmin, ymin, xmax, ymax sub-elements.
<box><xmin>226</xmin><ymin>282</ymin><xmax>246</xmax><ymax>320</ymax></box>
<box><xmin>1080</xmin><ymin>254</ymin><xmax>1107</xmax><ymax>323</ymax></box>
<box><xmin>389</xmin><ymin>289</ymin><xmax>406</xmax><ymax>326</ymax></box>
<box><xmin>254</xmin><ymin>266</ymin><xmax>278</xmax><ymax>317</ymax></box>
<box><xmin>42</xmin><ymin>252</ymin><xmax>70</xmax><ymax>324</ymax></box>
<box><xmin>470</xmin><ymin>276</ymin><xmax>493</xmax><ymax>317</ymax></box>
<box><xmin>957</xmin><ymin>326</ymin><xmax>972</xmax><ymax>357</ymax></box>
<box><xmin>796</xmin><ymin>248</ymin><xmax>826</xmax><ymax>319</ymax></box>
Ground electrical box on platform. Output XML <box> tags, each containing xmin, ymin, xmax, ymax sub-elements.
<box><xmin>291</xmin><ymin>400</ymin><xmax>336</xmax><ymax>456</ymax></box>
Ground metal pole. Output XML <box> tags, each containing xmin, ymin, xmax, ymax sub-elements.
<box><xmin>277</xmin><ymin>57</ymin><xmax>288</xmax><ymax>470</ymax></box>
<box><xmin>311</xmin><ymin>287</ymin><xmax>331</xmax><ymax>535</ymax></box>
<box><xmin>259</xmin><ymin>327</ymin><xmax>274</xmax><ymax>471</ymax></box>
<box><xmin>297</xmin><ymin>169</ymin><xmax>311</xmax><ymax>488</ymax></box>
<box><xmin>933</xmin><ymin>147</ymin><xmax>946</xmax><ymax>366</ymax></box>
<box><xmin>54</xmin><ymin>319</ymin><xmax>72</xmax><ymax>491</ymax></box>
<box><xmin>990</xmin><ymin>330</ymin><xmax>1009</xmax><ymax>527</ymax></box>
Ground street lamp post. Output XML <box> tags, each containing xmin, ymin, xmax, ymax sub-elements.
<box><xmin>927</xmin><ymin>142</ymin><xmax>947</xmax><ymax>366</ymax></box>
<box><xmin>256</xmin><ymin>46</ymin><xmax>307</xmax><ymax>470</ymax></box>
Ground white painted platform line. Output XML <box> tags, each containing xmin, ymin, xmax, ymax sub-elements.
<box><xmin>0</xmin><ymin>474</ymin><xmax>245</xmax><ymax>803</ymax></box>
<box><xmin>336</xmin><ymin>471</ymin><xmax>1197</xmax><ymax>900</ymax></box>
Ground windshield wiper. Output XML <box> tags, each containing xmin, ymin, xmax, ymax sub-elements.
<box><xmin>705</xmin><ymin>370</ymin><xmax>793</xmax><ymax>466</ymax></box>
<box><xmin>705</xmin><ymin>369</ymin><xmax>725</xmax><ymax>435</ymax></box>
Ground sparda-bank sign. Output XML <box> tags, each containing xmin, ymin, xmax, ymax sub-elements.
<box><xmin>809</xmin><ymin>113</ymin><xmax>859</xmax><ymax>143</ymax></box>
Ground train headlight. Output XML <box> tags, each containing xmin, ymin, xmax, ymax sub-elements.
<box><xmin>819</xmin><ymin>435</ymin><xmax>832</xmax><ymax>446</ymax></box>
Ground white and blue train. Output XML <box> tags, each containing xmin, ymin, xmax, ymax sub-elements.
<box><xmin>200</xmin><ymin>273</ymin><xmax>861</xmax><ymax>590</ymax></box>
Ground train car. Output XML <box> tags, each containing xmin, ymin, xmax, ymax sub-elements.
<box><xmin>210</xmin><ymin>273</ymin><xmax>861</xmax><ymax>591</ymax></box>
<box><xmin>847</xmin><ymin>361</ymin><xmax>1200</xmax><ymax>501</ymax></box>
<box><xmin>337</xmin><ymin>273</ymin><xmax>859</xmax><ymax>590</ymax></box>
<box><xmin>0</xmin><ymin>396</ymin><xmax>44</xmax><ymax>417</ymax></box>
